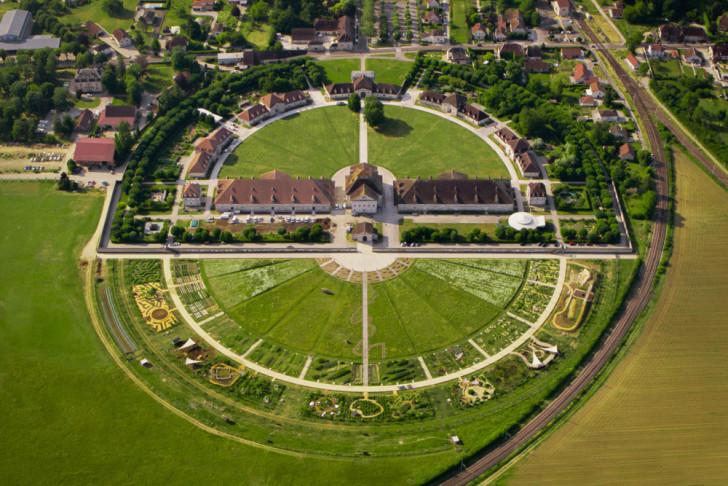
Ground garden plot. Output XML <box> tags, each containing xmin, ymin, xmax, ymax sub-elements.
<box><xmin>204</xmin><ymin>316</ymin><xmax>258</xmax><ymax>355</ymax></box>
<box><xmin>201</xmin><ymin>259</ymin><xmax>280</xmax><ymax>278</ymax></box>
<box><xmin>379</xmin><ymin>358</ymin><xmax>426</xmax><ymax>384</ymax></box>
<box><xmin>445</xmin><ymin>259</ymin><xmax>527</xmax><ymax>278</ymax></box>
<box><xmin>527</xmin><ymin>259</ymin><xmax>561</xmax><ymax>286</ymax></box>
<box><xmin>172</xmin><ymin>260</ymin><xmax>219</xmax><ymax>320</ymax></box>
<box><xmin>509</xmin><ymin>284</ymin><xmax>554</xmax><ymax>323</ymax></box>
<box><xmin>473</xmin><ymin>315</ymin><xmax>532</xmax><ymax>356</ymax></box>
<box><xmin>306</xmin><ymin>358</ymin><xmax>355</xmax><ymax>384</ymax></box>
<box><xmin>415</xmin><ymin>260</ymin><xmax>523</xmax><ymax>307</ymax></box>
<box><xmin>247</xmin><ymin>340</ymin><xmax>308</xmax><ymax>376</ymax></box>
<box><xmin>204</xmin><ymin>259</ymin><xmax>316</xmax><ymax>308</ymax></box>
<box><xmin>423</xmin><ymin>342</ymin><xmax>483</xmax><ymax>378</ymax></box>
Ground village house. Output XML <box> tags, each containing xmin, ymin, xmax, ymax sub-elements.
<box><xmin>609</xmin><ymin>124</ymin><xmax>629</xmax><ymax>140</ymax></box>
<box><xmin>237</xmin><ymin>90</ymin><xmax>309</xmax><ymax>127</ymax></box>
<box><xmin>619</xmin><ymin>143</ymin><xmax>635</xmax><ymax>161</ymax></box>
<box><xmin>493</xmin><ymin>15</ymin><xmax>508</xmax><ymax>41</ymax></box>
<box><xmin>85</xmin><ymin>21</ymin><xmax>104</xmax><ymax>38</ymax></box>
<box><xmin>215</xmin><ymin>170</ymin><xmax>335</xmax><ymax>214</ymax></box>
<box><xmin>658</xmin><ymin>23</ymin><xmax>682</xmax><ymax>42</ymax></box>
<box><xmin>446</xmin><ymin>47</ymin><xmax>470</xmax><ymax>65</ymax></box>
<box><xmin>709</xmin><ymin>43</ymin><xmax>728</xmax><ymax>63</ymax></box>
<box><xmin>351</xmin><ymin>222</ymin><xmax>378</xmax><ymax>243</ymax></box>
<box><xmin>527</xmin><ymin>182</ymin><xmax>547</xmax><ymax>207</ymax></box>
<box><xmin>609</xmin><ymin>5</ymin><xmax>623</xmax><ymax>18</ymax></box>
<box><xmin>579</xmin><ymin>95</ymin><xmax>598</xmax><ymax>107</ymax></box>
<box><xmin>524</xmin><ymin>58</ymin><xmax>551</xmax><ymax>74</ymax></box>
<box><xmin>505</xmin><ymin>8</ymin><xmax>527</xmax><ymax>36</ymax></box>
<box><xmin>394</xmin><ymin>172</ymin><xmax>515</xmax><ymax>214</ymax></box>
<box><xmin>345</xmin><ymin>163</ymin><xmax>384</xmax><ymax>215</ymax></box>
<box><xmin>586</xmin><ymin>79</ymin><xmax>605</xmax><ymax>98</ymax></box>
<box><xmin>682</xmin><ymin>26</ymin><xmax>709</xmax><ymax>43</ymax></box>
<box><xmin>682</xmin><ymin>48</ymin><xmax>702</xmax><ymax>65</ymax></box>
<box><xmin>719</xmin><ymin>13</ymin><xmax>728</xmax><ymax>33</ymax></box>
<box><xmin>75</xmin><ymin>109</ymin><xmax>95</xmax><ymax>133</ymax></box>
<box><xmin>516</xmin><ymin>151</ymin><xmax>541</xmax><ymax>178</ymax></box>
<box><xmin>561</xmin><ymin>47</ymin><xmax>583</xmax><ymax>60</ymax></box>
<box><xmin>311</xmin><ymin>16</ymin><xmax>355</xmax><ymax>51</ymax></box>
<box><xmin>324</xmin><ymin>74</ymin><xmax>400</xmax><ymax>101</ymax></box>
<box><xmin>191</xmin><ymin>0</ymin><xmax>215</xmax><ymax>12</ymax></box>
<box><xmin>194</xmin><ymin>126</ymin><xmax>234</xmax><ymax>159</ymax></box>
<box><xmin>498</xmin><ymin>43</ymin><xmax>524</xmax><ymax>59</ymax></box>
<box><xmin>526</xmin><ymin>45</ymin><xmax>542</xmax><ymax>58</ymax></box>
<box><xmin>418</xmin><ymin>91</ymin><xmax>490</xmax><ymax>126</ymax></box>
<box><xmin>625</xmin><ymin>52</ymin><xmax>640</xmax><ymax>71</ymax></box>
<box><xmin>552</xmin><ymin>0</ymin><xmax>572</xmax><ymax>17</ymax></box>
<box><xmin>98</xmin><ymin>105</ymin><xmax>137</xmax><ymax>130</ymax></box>
<box><xmin>188</xmin><ymin>151</ymin><xmax>213</xmax><ymax>179</ymax></box>
<box><xmin>165</xmin><ymin>35</ymin><xmax>188</xmax><ymax>53</ymax></box>
<box><xmin>593</xmin><ymin>109</ymin><xmax>621</xmax><ymax>123</ymax></box>
<box><xmin>73</xmin><ymin>137</ymin><xmax>116</xmax><ymax>168</ymax></box>
<box><xmin>570</xmin><ymin>62</ymin><xmax>592</xmax><ymax>84</ymax></box>
<box><xmin>645</xmin><ymin>43</ymin><xmax>666</xmax><ymax>59</ymax></box>
<box><xmin>70</xmin><ymin>67</ymin><xmax>103</xmax><ymax>95</ymax></box>
<box><xmin>423</xmin><ymin>10</ymin><xmax>442</xmax><ymax>25</ymax></box>
<box><xmin>112</xmin><ymin>29</ymin><xmax>132</xmax><ymax>48</ymax></box>
<box><xmin>183</xmin><ymin>182</ymin><xmax>203</xmax><ymax>209</ymax></box>
<box><xmin>471</xmin><ymin>22</ymin><xmax>488</xmax><ymax>41</ymax></box>
<box><xmin>422</xmin><ymin>30</ymin><xmax>448</xmax><ymax>44</ymax></box>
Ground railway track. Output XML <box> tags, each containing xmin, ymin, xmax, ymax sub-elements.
<box><xmin>435</xmin><ymin>20</ymin><xmax>673</xmax><ymax>486</ymax></box>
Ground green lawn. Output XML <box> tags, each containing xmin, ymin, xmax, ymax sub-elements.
<box><xmin>220</xmin><ymin>106</ymin><xmax>359</xmax><ymax>178</ymax></box>
<box><xmin>143</xmin><ymin>64</ymin><xmax>175</xmax><ymax>94</ymax></box>
<box><xmin>162</xmin><ymin>0</ymin><xmax>193</xmax><ymax>29</ymax></box>
<box><xmin>318</xmin><ymin>58</ymin><xmax>361</xmax><ymax>84</ymax></box>
<box><xmin>449</xmin><ymin>0</ymin><xmax>470</xmax><ymax>44</ymax></box>
<box><xmin>63</xmin><ymin>0</ymin><xmax>137</xmax><ymax>32</ymax></box>
<box><xmin>368</xmin><ymin>105</ymin><xmax>508</xmax><ymax>178</ymax></box>
<box><xmin>369</xmin><ymin>263</ymin><xmax>505</xmax><ymax>356</ymax></box>
<box><xmin>75</xmin><ymin>97</ymin><xmax>101</xmax><ymax>109</ymax></box>
<box><xmin>241</xmin><ymin>21</ymin><xmax>274</xmax><ymax>49</ymax></box>
<box><xmin>0</xmin><ymin>181</ymin><xmax>459</xmax><ymax>484</ymax></box>
<box><xmin>365</xmin><ymin>58</ymin><xmax>413</xmax><ymax>85</ymax></box>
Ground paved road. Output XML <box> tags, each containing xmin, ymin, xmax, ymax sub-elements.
<box><xmin>361</xmin><ymin>272</ymin><xmax>369</xmax><ymax>387</ymax></box>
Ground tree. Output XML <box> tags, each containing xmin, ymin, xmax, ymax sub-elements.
<box><xmin>53</xmin><ymin>115</ymin><xmax>75</xmax><ymax>138</ymax></box>
<box><xmin>231</xmin><ymin>5</ymin><xmax>241</xmax><ymax>17</ymax></box>
<box><xmin>115</xmin><ymin>121</ymin><xmax>134</xmax><ymax>162</ymax></box>
<box><xmin>102</xmin><ymin>0</ymin><xmax>125</xmax><ymax>17</ymax></box>
<box><xmin>52</xmin><ymin>87</ymin><xmax>72</xmax><ymax>112</ymax></box>
<box><xmin>127</xmin><ymin>79</ymin><xmax>143</xmax><ymax>106</ymax></box>
<box><xmin>57</xmin><ymin>172</ymin><xmax>78</xmax><ymax>191</ymax></box>
<box><xmin>151</xmin><ymin>38</ymin><xmax>160</xmax><ymax>56</ymax></box>
<box><xmin>66</xmin><ymin>159</ymin><xmax>78</xmax><ymax>174</ymax></box>
<box><xmin>248</xmin><ymin>1</ymin><xmax>268</xmax><ymax>22</ymax></box>
<box><xmin>347</xmin><ymin>93</ymin><xmax>361</xmax><ymax>112</ymax></box>
<box><xmin>363</xmin><ymin>97</ymin><xmax>384</xmax><ymax>127</ymax></box>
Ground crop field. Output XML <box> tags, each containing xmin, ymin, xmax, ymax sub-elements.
<box><xmin>365</xmin><ymin>58</ymin><xmax>413</xmax><ymax>85</ymax></box>
<box><xmin>220</xmin><ymin>107</ymin><xmax>359</xmax><ymax>178</ymax></box>
<box><xmin>367</xmin><ymin>105</ymin><xmax>508</xmax><ymax>178</ymax></box>
<box><xmin>318</xmin><ymin>58</ymin><xmax>361</xmax><ymax>83</ymax></box>
<box><xmin>507</xmin><ymin>152</ymin><xmax>728</xmax><ymax>485</ymax></box>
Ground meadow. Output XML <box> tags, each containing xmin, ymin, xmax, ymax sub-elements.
<box><xmin>368</xmin><ymin>105</ymin><xmax>508</xmax><ymax>178</ymax></box>
<box><xmin>220</xmin><ymin>107</ymin><xmax>359</xmax><ymax>178</ymax></box>
<box><xmin>63</xmin><ymin>0</ymin><xmax>137</xmax><ymax>32</ymax></box>
<box><xmin>318</xmin><ymin>58</ymin><xmax>361</xmax><ymax>83</ymax></box>
<box><xmin>365</xmin><ymin>58</ymin><xmax>413</xmax><ymax>85</ymax></box>
<box><xmin>506</xmin><ymin>149</ymin><xmax>728</xmax><ymax>484</ymax></box>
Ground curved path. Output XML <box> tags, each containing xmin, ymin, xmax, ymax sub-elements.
<box><xmin>162</xmin><ymin>257</ymin><xmax>566</xmax><ymax>393</ymax></box>
<box><xmin>435</xmin><ymin>19</ymin><xmax>671</xmax><ymax>486</ymax></box>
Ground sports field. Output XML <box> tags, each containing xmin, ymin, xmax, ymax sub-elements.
<box><xmin>318</xmin><ymin>58</ymin><xmax>361</xmax><ymax>83</ymax></box>
<box><xmin>367</xmin><ymin>105</ymin><xmax>508</xmax><ymax>178</ymax></box>
<box><xmin>0</xmin><ymin>182</ymin><xmax>454</xmax><ymax>484</ymax></box>
<box><xmin>365</xmin><ymin>58</ymin><xmax>413</xmax><ymax>85</ymax></box>
<box><xmin>220</xmin><ymin>107</ymin><xmax>359</xmax><ymax>178</ymax></box>
<box><xmin>506</xmin><ymin>150</ymin><xmax>728</xmax><ymax>484</ymax></box>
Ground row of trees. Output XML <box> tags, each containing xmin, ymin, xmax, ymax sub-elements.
<box><xmin>170</xmin><ymin>224</ymin><xmax>328</xmax><ymax>244</ymax></box>
<box><xmin>401</xmin><ymin>224</ymin><xmax>554</xmax><ymax>244</ymax></box>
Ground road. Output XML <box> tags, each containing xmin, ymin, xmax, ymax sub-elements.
<box><xmin>435</xmin><ymin>17</ymin><xmax>672</xmax><ymax>486</ymax></box>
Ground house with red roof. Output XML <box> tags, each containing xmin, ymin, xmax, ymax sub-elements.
<box><xmin>98</xmin><ymin>105</ymin><xmax>137</xmax><ymax>130</ymax></box>
<box><xmin>73</xmin><ymin>137</ymin><xmax>116</xmax><ymax>168</ymax></box>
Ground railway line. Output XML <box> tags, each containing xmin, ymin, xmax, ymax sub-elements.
<box><xmin>435</xmin><ymin>19</ymin><xmax>673</xmax><ymax>486</ymax></box>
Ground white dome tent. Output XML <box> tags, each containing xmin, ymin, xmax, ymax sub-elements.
<box><xmin>508</xmin><ymin>212</ymin><xmax>546</xmax><ymax>231</ymax></box>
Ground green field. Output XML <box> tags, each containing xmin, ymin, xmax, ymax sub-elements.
<box><xmin>143</xmin><ymin>64</ymin><xmax>175</xmax><ymax>94</ymax></box>
<box><xmin>63</xmin><ymin>0</ymin><xmax>137</xmax><ymax>32</ymax></box>
<box><xmin>220</xmin><ymin>106</ymin><xmax>359</xmax><ymax>178</ymax></box>
<box><xmin>506</xmin><ymin>149</ymin><xmax>728</xmax><ymax>484</ymax></box>
<box><xmin>365</xmin><ymin>58</ymin><xmax>412</xmax><ymax>85</ymax></box>
<box><xmin>318</xmin><ymin>58</ymin><xmax>361</xmax><ymax>83</ymax></box>
<box><xmin>449</xmin><ymin>0</ymin><xmax>470</xmax><ymax>44</ymax></box>
<box><xmin>241</xmin><ymin>21</ymin><xmax>275</xmax><ymax>49</ymax></box>
<box><xmin>203</xmin><ymin>260</ymin><xmax>363</xmax><ymax>358</ymax></box>
<box><xmin>368</xmin><ymin>105</ymin><xmax>508</xmax><ymax>178</ymax></box>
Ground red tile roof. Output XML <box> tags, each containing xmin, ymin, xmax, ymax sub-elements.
<box><xmin>98</xmin><ymin>105</ymin><xmax>136</xmax><ymax>129</ymax></box>
<box><xmin>73</xmin><ymin>137</ymin><xmax>115</xmax><ymax>165</ymax></box>
<box><xmin>215</xmin><ymin>171</ymin><xmax>335</xmax><ymax>207</ymax></box>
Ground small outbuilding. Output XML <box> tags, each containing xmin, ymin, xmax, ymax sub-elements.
<box><xmin>351</xmin><ymin>222</ymin><xmax>378</xmax><ymax>243</ymax></box>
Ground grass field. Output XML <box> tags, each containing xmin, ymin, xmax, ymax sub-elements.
<box><xmin>318</xmin><ymin>58</ymin><xmax>361</xmax><ymax>83</ymax></box>
<box><xmin>63</xmin><ymin>0</ymin><xmax>137</xmax><ymax>32</ymax></box>
<box><xmin>241</xmin><ymin>21</ymin><xmax>274</xmax><ymax>49</ymax></box>
<box><xmin>505</xmin><ymin>150</ymin><xmax>728</xmax><ymax>484</ymax></box>
<box><xmin>449</xmin><ymin>0</ymin><xmax>470</xmax><ymax>44</ymax></box>
<box><xmin>220</xmin><ymin>107</ymin><xmax>359</xmax><ymax>178</ymax></box>
<box><xmin>0</xmin><ymin>181</ymin><xmax>460</xmax><ymax>484</ymax></box>
<box><xmin>365</xmin><ymin>58</ymin><xmax>413</xmax><ymax>85</ymax></box>
<box><xmin>368</xmin><ymin>106</ymin><xmax>508</xmax><ymax>178</ymax></box>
